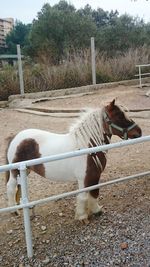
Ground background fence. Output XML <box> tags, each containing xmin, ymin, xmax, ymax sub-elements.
<box><xmin>135</xmin><ymin>63</ymin><xmax>150</xmax><ymax>88</ymax></box>
<box><xmin>0</xmin><ymin>136</ymin><xmax>150</xmax><ymax>258</ymax></box>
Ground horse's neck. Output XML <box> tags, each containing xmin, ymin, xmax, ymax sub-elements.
<box><xmin>100</xmin><ymin>107</ymin><xmax>113</xmax><ymax>143</ymax></box>
<box><xmin>103</xmin><ymin>133</ymin><xmax>111</xmax><ymax>144</ymax></box>
<box><xmin>71</xmin><ymin>109</ymin><xmax>111</xmax><ymax>149</ymax></box>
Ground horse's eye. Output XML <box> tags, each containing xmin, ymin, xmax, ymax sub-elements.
<box><xmin>115</xmin><ymin>111</ymin><xmax>124</xmax><ymax>119</ymax></box>
<box><xmin>120</xmin><ymin>113</ymin><xmax>124</xmax><ymax>119</ymax></box>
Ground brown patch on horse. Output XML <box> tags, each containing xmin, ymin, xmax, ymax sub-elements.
<box><xmin>84</xmin><ymin>138</ymin><xmax>107</xmax><ymax>198</ymax></box>
<box><xmin>12</xmin><ymin>138</ymin><xmax>45</xmax><ymax>178</ymax></box>
<box><xmin>5</xmin><ymin>135</ymin><xmax>15</xmax><ymax>184</ymax></box>
<box><xmin>85</xmin><ymin>152</ymin><xmax>107</xmax><ymax>198</ymax></box>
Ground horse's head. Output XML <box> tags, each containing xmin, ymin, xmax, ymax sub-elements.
<box><xmin>103</xmin><ymin>99</ymin><xmax>142</xmax><ymax>139</ymax></box>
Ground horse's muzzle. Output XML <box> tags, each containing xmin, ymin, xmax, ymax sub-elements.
<box><xmin>132</xmin><ymin>128</ymin><xmax>142</xmax><ymax>139</ymax></box>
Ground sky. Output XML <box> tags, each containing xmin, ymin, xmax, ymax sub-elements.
<box><xmin>0</xmin><ymin>0</ymin><xmax>150</xmax><ymax>24</ymax></box>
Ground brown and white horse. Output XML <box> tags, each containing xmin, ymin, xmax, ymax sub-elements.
<box><xmin>5</xmin><ymin>99</ymin><xmax>142</xmax><ymax>220</ymax></box>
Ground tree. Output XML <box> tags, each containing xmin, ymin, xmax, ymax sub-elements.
<box><xmin>5</xmin><ymin>0</ymin><xmax>150</xmax><ymax>62</ymax></box>
<box><xmin>96</xmin><ymin>14</ymin><xmax>149</xmax><ymax>55</ymax></box>
<box><xmin>6</xmin><ymin>21</ymin><xmax>31</xmax><ymax>54</ymax></box>
<box><xmin>28</xmin><ymin>2</ymin><xmax>96</xmax><ymax>63</ymax></box>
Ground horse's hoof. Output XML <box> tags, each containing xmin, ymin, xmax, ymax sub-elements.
<box><xmin>75</xmin><ymin>213</ymin><xmax>88</xmax><ymax>221</ymax></box>
<box><xmin>81</xmin><ymin>218</ymin><xmax>90</xmax><ymax>225</ymax></box>
<box><xmin>94</xmin><ymin>210</ymin><xmax>103</xmax><ymax>217</ymax></box>
<box><xmin>89</xmin><ymin>205</ymin><xmax>103</xmax><ymax>216</ymax></box>
<box><xmin>94</xmin><ymin>205</ymin><xmax>103</xmax><ymax>216</ymax></box>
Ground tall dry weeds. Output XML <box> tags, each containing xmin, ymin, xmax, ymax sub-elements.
<box><xmin>96</xmin><ymin>46</ymin><xmax>150</xmax><ymax>82</ymax></box>
<box><xmin>0</xmin><ymin>46</ymin><xmax>150</xmax><ymax>100</ymax></box>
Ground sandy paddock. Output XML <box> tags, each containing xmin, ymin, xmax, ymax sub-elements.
<box><xmin>0</xmin><ymin>85</ymin><xmax>149</xmax><ymax>266</ymax></box>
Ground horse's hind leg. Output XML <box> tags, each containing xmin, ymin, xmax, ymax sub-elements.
<box><xmin>6</xmin><ymin>171</ymin><xmax>19</xmax><ymax>214</ymax></box>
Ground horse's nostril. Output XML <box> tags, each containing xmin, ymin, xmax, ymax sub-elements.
<box><xmin>135</xmin><ymin>132</ymin><xmax>142</xmax><ymax>138</ymax></box>
<box><xmin>139</xmin><ymin>129</ymin><xmax>142</xmax><ymax>136</ymax></box>
<box><xmin>137</xmin><ymin>130</ymin><xmax>142</xmax><ymax>137</ymax></box>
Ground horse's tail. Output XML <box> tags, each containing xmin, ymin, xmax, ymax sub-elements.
<box><xmin>5</xmin><ymin>135</ymin><xmax>22</xmax><ymax>205</ymax></box>
<box><xmin>16</xmin><ymin>185</ymin><xmax>21</xmax><ymax>204</ymax></box>
<box><xmin>5</xmin><ymin>135</ymin><xmax>14</xmax><ymax>184</ymax></box>
<box><xmin>5</xmin><ymin>157</ymin><xmax>9</xmax><ymax>184</ymax></box>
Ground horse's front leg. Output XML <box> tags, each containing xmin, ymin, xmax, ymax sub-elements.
<box><xmin>75</xmin><ymin>180</ymin><xmax>89</xmax><ymax>221</ymax></box>
<box><xmin>86</xmin><ymin>152</ymin><xmax>106</xmax><ymax>216</ymax></box>
<box><xmin>88</xmin><ymin>191</ymin><xmax>103</xmax><ymax>216</ymax></box>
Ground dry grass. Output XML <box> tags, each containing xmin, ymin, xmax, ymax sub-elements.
<box><xmin>0</xmin><ymin>46</ymin><xmax>150</xmax><ymax>100</ymax></box>
<box><xmin>96</xmin><ymin>46</ymin><xmax>150</xmax><ymax>82</ymax></box>
<box><xmin>0</xmin><ymin>66</ymin><xmax>19</xmax><ymax>100</ymax></box>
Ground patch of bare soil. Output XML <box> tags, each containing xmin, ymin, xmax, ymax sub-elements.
<box><xmin>0</xmin><ymin>85</ymin><xmax>149</xmax><ymax>267</ymax></box>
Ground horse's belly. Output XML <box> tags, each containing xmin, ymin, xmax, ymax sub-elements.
<box><xmin>44</xmin><ymin>159</ymin><xmax>76</xmax><ymax>181</ymax></box>
<box><xmin>44</xmin><ymin>156</ymin><xmax>86</xmax><ymax>182</ymax></box>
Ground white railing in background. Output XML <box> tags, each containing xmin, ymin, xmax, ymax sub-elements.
<box><xmin>135</xmin><ymin>64</ymin><xmax>150</xmax><ymax>88</ymax></box>
<box><xmin>17</xmin><ymin>44</ymin><xmax>24</xmax><ymax>95</ymax></box>
<box><xmin>91</xmin><ymin>37</ymin><xmax>96</xmax><ymax>85</ymax></box>
<box><xmin>0</xmin><ymin>136</ymin><xmax>150</xmax><ymax>258</ymax></box>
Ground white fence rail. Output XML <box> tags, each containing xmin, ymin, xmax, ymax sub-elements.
<box><xmin>135</xmin><ymin>64</ymin><xmax>150</xmax><ymax>88</ymax></box>
<box><xmin>0</xmin><ymin>136</ymin><xmax>150</xmax><ymax>258</ymax></box>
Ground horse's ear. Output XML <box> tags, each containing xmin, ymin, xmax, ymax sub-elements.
<box><xmin>111</xmin><ymin>99</ymin><xmax>115</xmax><ymax>106</ymax></box>
<box><xmin>107</xmin><ymin>99</ymin><xmax>115</xmax><ymax>111</ymax></box>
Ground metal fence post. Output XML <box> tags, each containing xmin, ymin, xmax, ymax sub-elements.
<box><xmin>17</xmin><ymin>44</ymin><xmax>24</xmax><ymax>95</ymax></box>
<box><xmin>138</xmin><ymin>65</ymin><xmax>142</xmax><ymax>88</ymax></box>
<box><xmin>19</xmin><ymin>163</ymin><xmax>33</xmax><ymax>258</ymax></box>
<box><xmin>91</xmin><ymin>37</ymin><xmax>96</xmax><ymax>85</ymax></box>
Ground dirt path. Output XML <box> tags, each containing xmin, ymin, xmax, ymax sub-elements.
<box><xmin>0</xmin><ymin>85</ymin><xmax>149</xmax><ymax>267</ymax></box>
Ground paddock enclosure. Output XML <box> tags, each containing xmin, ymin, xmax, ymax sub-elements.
<box><xmin>0</xmin><ymin>84</ymin><xmax>150</xmax><ymax>266</ymax></box>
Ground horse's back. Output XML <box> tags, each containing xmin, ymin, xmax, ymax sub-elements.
<box><xmin>7</xmin><ymin>128</ymin><xmax>86</xmax><ymax>181</ymax></box>
<box><xmin>7</xmin><ymin>129</ymin><xmax>73</xmax><ymax>162</ymax></box>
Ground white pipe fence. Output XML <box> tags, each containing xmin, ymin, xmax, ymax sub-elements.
<box><xmin>91</xmin><ymin>37</ymin><xmax>96</xmax><ymax>85</ymax></box>
<box><xmin>0</xmin><ymin>135</ymin><xmax>150</xmax><ymax>258</ymax></box>
<box><xmin>17</xmin><ymin>44</ymin><xmax>25</xmax><ymax>95</ymax></box>
<box><xmin>135</xmin><ymin>64</ymin><xmax>150</xmax><ymax>88</ymax></box>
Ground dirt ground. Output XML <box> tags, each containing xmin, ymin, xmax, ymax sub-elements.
<box><xmin>0</xmin><ymin>85</ymin><xmax>150</xmax><ymax>267</ymax></box>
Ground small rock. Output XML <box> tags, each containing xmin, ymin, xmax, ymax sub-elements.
<box><xmin>40</xmin><ymin>231</ymin><xmax>46</xmax><ymax>235</ymax></box>
<box><xmin>8</xmin><ymin>242</ymin><xmax>13</xmax><ymax>247</ymax></box>
<box><xmin>59</xmin><ymin>212</ymin><xmax>63</xmax><ymax>217</ymax></box>
<box><xmin>42</xmin><ymin>256</ymin><xmax>50</xmax><ymax>264</ymax></box>
<box><xmin>120</xmin><ymin>242</ymin><xmax>128</xmax><ymax>250</ymax></box>
<box><xmin>7</xmin><ymin>230</ymin><xmax>13</xmax><ymax>234</ymax></box>
<box><xmin>13</xmin><ymin>238</ymin><xmax>21</xmax><ymax>244</ymax></box>
<box><xmin>41</xmin><ymin>225</ymin><xmax>47</xmax><ymax>231</ymax></box>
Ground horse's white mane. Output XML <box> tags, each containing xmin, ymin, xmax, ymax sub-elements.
<box><xmin>70</xmin><ymin>107</ymin><xmax>105</xmax><ymax>149</ymax></box>
<box><xmin>120</xmin><ymin>104</ymin><xmax>129</xmax><ymax>112</ymax></box>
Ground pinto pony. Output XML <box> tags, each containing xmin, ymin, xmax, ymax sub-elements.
<box><xmin>6</xmin><ymin>100</ymin><xmax>142</xmax><ymax>220</ymax></box>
